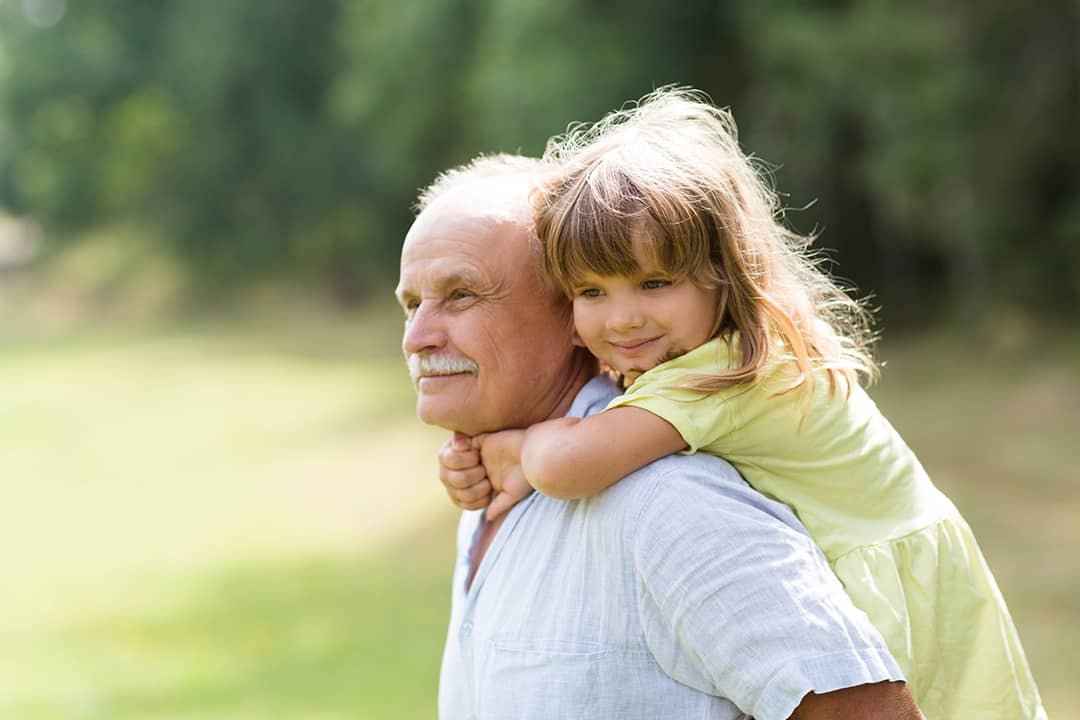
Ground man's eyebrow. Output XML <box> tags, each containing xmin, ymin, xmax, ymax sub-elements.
<box><xmin>395</xmin><ymin>268</ymin><xmax>494</xmax><ymax>303</ymax></box>
<box><xmin>439</xmin><ymin>269</ymin><xmax>486</xmax><ymax>290</ymax></box>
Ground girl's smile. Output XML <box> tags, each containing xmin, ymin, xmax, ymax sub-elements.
<box><xmin>610</xmin><ymin>335</ymin><xmax>662</xmax><ymax>354</ymax></box>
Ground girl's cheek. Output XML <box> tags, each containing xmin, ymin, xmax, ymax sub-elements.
<box><xmin>578</xmin><ymin>311</ymin><xmax>604</xmax><ymax>343</ymax></box>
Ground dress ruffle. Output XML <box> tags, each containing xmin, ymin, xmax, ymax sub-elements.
<box><xmin>832</xmin><ymin>511</ymin><xmax>1047</xmax><ymax>720</ymax></box>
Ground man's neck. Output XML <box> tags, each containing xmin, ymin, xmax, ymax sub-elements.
<box><xmin>464</xmin><ymin>351</ymin><xmax>596</xmax><ymax>591</ymax></box>
<box><xmin>539</xmin><ymin>351</ymin><xmax>597</xmax><ymax>422</ymax></box>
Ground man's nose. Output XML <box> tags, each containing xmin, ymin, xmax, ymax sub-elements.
<box><xmin>403</xmin><ymin>303</ymin><xmax>446</xmax><ymax>355</ymax></box>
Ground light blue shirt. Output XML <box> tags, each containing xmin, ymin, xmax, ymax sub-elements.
<box><xmin>438</xmin><ymin>376</ymin><xmax>903</xmax><ymax>720</ymax></box>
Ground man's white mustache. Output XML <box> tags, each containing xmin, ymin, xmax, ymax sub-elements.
<box><xmin>408</xmin><ymin>354</ymin><xmax>479</xmax><ymax>380</ymax></box>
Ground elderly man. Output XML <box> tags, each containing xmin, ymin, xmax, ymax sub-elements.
<box><xmin>396</xmin><ymin>154</ymin><xmax>922</xmax><ymax>720</ymax></box>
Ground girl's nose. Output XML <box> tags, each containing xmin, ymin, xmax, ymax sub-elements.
<box><xmin>606</xmin><ymin>300</ymin><xmax>646</xmax><ymax>333</ymax></box>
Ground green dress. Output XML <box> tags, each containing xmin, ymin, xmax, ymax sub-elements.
<box><xmin>608</xmin><ymin>339</ymin><xmax>1045</xmax><ymax>720</ymax></box>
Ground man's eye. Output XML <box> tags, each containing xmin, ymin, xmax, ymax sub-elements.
<box><xmin>448</xmin><ymin>288</ymin><xmax>474</xmax><ymax>301</ymax></box>
<box><xmin>642</xmin><ymin>279</ymin><xmax>671</xmax><ymax>290</ymax></box>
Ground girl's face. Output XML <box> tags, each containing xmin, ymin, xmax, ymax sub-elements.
<box><xmin>570</xmin><ymin>252</ymin><xmax>720</xmax><ymax>385</ymax></box>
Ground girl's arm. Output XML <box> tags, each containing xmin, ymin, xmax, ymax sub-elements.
<box><xmin>520</xmin><ymin>406</ymin><xmax>688</xmax><ymax>499</ymax></box>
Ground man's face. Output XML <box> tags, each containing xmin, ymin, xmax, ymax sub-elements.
<box><xmin>396</xmin><ymin>186</ymin><xmax>578</xmax><ymax>435</ymax></box>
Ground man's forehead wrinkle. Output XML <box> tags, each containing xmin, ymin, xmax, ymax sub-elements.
<box><xmin>405</xmin><ymin>212</ymin><xmax>493</xmax><ymax>252</ymax></box>
<box><xmin>399</xmin><ymin>254</ymin><xmax>500</xmax><ymax>297</ymax></box>
<box><xmin>440</xmin><ymin>266</ymin><xmax>492</xmax><ymax>294</ymax></box>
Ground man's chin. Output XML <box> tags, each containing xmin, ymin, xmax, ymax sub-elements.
<box><xmin>415</xmin><ymin>396</ymin><xmax>478</xmax><ymax>434</ymax></box>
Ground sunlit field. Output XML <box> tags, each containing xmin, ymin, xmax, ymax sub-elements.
<box><xmin>0</xmin><ymin>302</ymin><xmax>457</xmax><ymax>719</ymax></box>
<box><xmin>1</xmin><ymin>1</ymin><xmax>1075</xmax><ymax>717</ymax></box>
<box><xmin>1</xmin><ymin>305</ymin><xmax>1076</xmax><ymax>718</ymax></box>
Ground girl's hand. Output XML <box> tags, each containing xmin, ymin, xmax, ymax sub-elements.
<box><xmin>438</xmin><ymin>432</ymin><xmax>492</xmax><ymax>511</ymax></box>
<box><xmin>475</xmin><ymin>429</ymin><xmax>532</xmax><ymax>521</ymax></box>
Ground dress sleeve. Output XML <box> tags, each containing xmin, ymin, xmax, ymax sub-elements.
<box><xmin>631</xmin><ymin>459</ymin><xmax>904</xmax><ymax>720</ymax></box>
<box><xmin>606</xmin><ymin>339</ymin><xmax>753</xmax><ymax>452</ymax></box>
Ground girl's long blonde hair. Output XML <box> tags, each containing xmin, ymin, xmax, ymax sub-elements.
<box><xmin>534</xmin><ymin>87</ymin><xmax>879</xmax><ymax>398</ymax></box>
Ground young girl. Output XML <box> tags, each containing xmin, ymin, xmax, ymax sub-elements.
<box><xmin>443</xmin><ymin>89</ymin><xmax>1045</xmax><ymax>719</ymax></box>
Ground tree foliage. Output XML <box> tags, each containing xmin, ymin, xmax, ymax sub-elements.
<box><xmin>0</xmin><ymin>0</ymin><xmax>1076</xmax><ymax>319</ymax></box>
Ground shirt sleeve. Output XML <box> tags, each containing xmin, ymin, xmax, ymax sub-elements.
<box><xmin>631</xmin><ymin>457</ymin><xmax>904</xmax><ymax>720</ymax></box>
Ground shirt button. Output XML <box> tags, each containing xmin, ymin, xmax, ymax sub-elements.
<box><xmin>461</xmin><ymin>621</ymin><xmax>473</xmax><ymax>637</ymax></box>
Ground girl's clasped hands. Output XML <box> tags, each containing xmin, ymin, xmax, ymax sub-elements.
<box><xmin>438</xmin><ymin>429</ymin><xmax>533</xmax><ymax>521</ymax></box>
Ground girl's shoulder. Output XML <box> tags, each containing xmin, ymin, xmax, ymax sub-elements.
<box><xmin>651</xmin><ymin>336</ymin><xmax>742</xmax><ymax>375</ymax></box>
<box><xmin>637</xmin><ymin>335</ymin><xmax>798</xmax><ymax>384</ymax></box>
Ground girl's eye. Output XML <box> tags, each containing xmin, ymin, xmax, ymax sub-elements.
<box><xmin>578</xmin><ymin>288</ymin><xmax>603</xmax><ymax>298</ymax></box>
<box><xmin>642</xmin><ymin>279</ymin><xmax>671</xmax><ymax>290</ymax></box>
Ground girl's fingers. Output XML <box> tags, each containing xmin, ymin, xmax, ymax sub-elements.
<box><xmin>446</xmin><ymin>479</ymin><xmax>492</xmax><ymax>508</ymax></box>
<box><xmin>439</xmin><ymin>433</ymin><xmax>491</xmax><ymax>512</ymax></box>
<box><xmin>439</xmin><ymin>442</ymin><xmax>481</xmax><ymax>472</ymax></box>
<box><xmin>452</xmin><ymin>431</ymin><xmax>478</xmax><ymax>450</ymax></box>
<box><xmin>441</xmin><ymin>465</ymin><xmax>486</xmax><ymax>491</ymax></box>
<box><xmin>485</xmin><ymin>491</ymin><xmax>518</xmax><ymax>521</ymax></box>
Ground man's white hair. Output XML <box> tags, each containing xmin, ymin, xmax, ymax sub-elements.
<box><xmin>410</xmin><ymin>152</ymin><xmax>566</xmax><ymax>301</ymax></box>
<box><xmin>414</xmin><ymin>153</ymin><xmax>545</xmax><ymax>214</ymax></box>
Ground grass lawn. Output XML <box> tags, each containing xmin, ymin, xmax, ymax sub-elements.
<box><xmin>1</xmin><ymin>309</ymin><xmax>1076</xmax><ymax>718</ymax></box>
<box><xmin>0</xmin><ymin>307</ymin><xmax>459</xmax><ymax>719</ymax></box>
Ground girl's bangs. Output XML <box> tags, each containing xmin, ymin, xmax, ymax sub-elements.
<box><xmin>548</xmin><ymin>169</ymin><xmax>713</xmax><ymax>291</ymax></box>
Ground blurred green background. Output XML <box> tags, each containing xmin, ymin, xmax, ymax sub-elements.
<box><xmin>0</xmin><ymin>1</ymin><xmax>1076</xmax><ymax>718</ymax></box>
